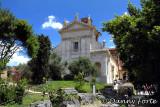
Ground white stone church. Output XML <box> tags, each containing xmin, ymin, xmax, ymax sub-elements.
<box><xmin>55</xmin><ymin>16</ymin><xmax>126</xmax><ymax>84</ymax></box>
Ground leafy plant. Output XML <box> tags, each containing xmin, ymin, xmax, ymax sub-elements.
<box><xmin>75</xmin><ymin>72</ymin><xmax>85</xmax><ymax>92</ymax></box>
<box><xmin>0</xmin><ymin>79</ymin><xmax>27</xmax><ymax>105</ymax></box>
<box><xmin>15</xmin><ymin>79</ymin><xmax>27</xmax><ymax>104</ymax></box>
<box><xmin>49</xmin><ymin>89</ymin><xmax>65</xmax><ymax>107</ymax></box>
<box><xmin>0</xmin><ymin>80</ymin><xmax>16</xmax><ymax>105</ymax></box>
<box><xmin>49</xmin><ymin>88</ymin><xmax>78</xmax><ymax>107</ymax></box>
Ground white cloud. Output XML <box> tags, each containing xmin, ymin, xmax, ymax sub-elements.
<box><xmin>42</xmin><ymin>15</ymin><xmax>63</xmax><ymax>30</ymax></box>
<box><xmin>124</xmin><ymin>12</ymin><xmax>129</xmax><ymax>15</ymax></box>
<box><xmin>7</xmin><ymin>52</ymin><xmax>30</xmax><ymax>66</ymax></box>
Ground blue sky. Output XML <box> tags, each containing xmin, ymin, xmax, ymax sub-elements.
<box><xmin>1</xmin><ymin>0</ymin><xmax>141</xmax><ymax>66</ymax></box>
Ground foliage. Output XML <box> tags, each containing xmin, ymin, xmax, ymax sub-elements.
<box><xmin>0</xmin><ymin>80</ymin><xmax>16</xmax><ymax>105</ymax></box>
<box><xmin>0</xmin><ymin>79</ymin><xmax>27</xmax><ymax>105</ymax></box>
<box><xmin>68</xmin><ymin>57</ymin><xmax>97</xmax><ymax>77</ymax></box>
<box><xmin>15</xmin><ymin>79</ymin><xmax>27</xmax><ymax>104</ymax></box>
<box><xmin>49</xmin><ymin>52</ymin><xmax>64</xmax><ymax>80</ymax></box>
<box><xmin>103</xmin><ymin>0</ymin><xmax>160</xmax><ymax>84</ymax></box>
<box><xmin>68</xmin><ymin>57</ymin><xmax>98</xmax><ymax>92</ymax></box>
<box><xmin>0</xmin><ymin>8</ymin><xmax>39</xmax><ymax>73</ymax></box>
<box><xmin>49</xmin><ymin>88</ymin><xmax>78</xmax><ymax>107</ymax></box>
<box><xmin>49</xmin><ymin>89</ymin><xmax>65</xmax><ymax>107</ymax></box>
<box><xmin>75</xmin><ymin>72</ymin><xmax>85</xmax><ymax>92</ymax></box>
<box><xmin>29</xmin><ymin>34</ymin><xmax>51</xmax><ymax>84</ymax></box>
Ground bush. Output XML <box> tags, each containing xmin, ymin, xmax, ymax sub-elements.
<box><xmin>63</xmin><ymin>74</ymin><xmax>74</xmax><ymax>80</ymax></box>
<box><xmin>15</xmin><ymin>79</ymin><xmax>27</xmax><ymax>104</ymax></box>
<box><xmin>49</xmin><ymin>89</ymin><xmax>65</xmax><ymax>107</ymax></box>
<box><xmin>0</xmin><ymin>80</ymin><xmax>16</xmax><ymax>105</ymax></box>
<box><xmin>0</xmin><ymin>79</ymin><xmax>27</xmax><ymax>105</ymax></box>
<box><xmin>49</xmin><ymin>88</ymin><xmax>78</xmax><ymax>107</ymax></box>
<box><xmin>68</xmin><ymin>57</ymin><xmax>97</xmax><ymax>77</ymax></box>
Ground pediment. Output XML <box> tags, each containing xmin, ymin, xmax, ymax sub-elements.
<box><xmin>59</xmin><ymin>21</ymin><xmax>93</xmax><ymax>33</ymax></box>
<box><xmin>67</xmin><ymin>23</ymin><xmax>87</xmax><ymax>30</ymax></box>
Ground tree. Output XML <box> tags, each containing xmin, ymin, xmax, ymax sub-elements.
<box><xmin>29</xmin><ymin>35</ymin><xmax>51</xmax><ymax>84</ymax></box>
<box><xmin>103</xmin><ymin>0</ymin><xmax>160</xmax><ymax>84</ymax></box>
<box><xmin>0</xmin><ymin>9</ymin><xmax>39</xmax><ymax>76</ymax></box>
<box><xmin>69</xmin><ymin>57</ymin><xmax>97</xmax><ymax>93</ymax></box>
<box><xmin>49</xmin><ymin>52</ymin><xmax>64</xmax><ymax>80</ymax></box>
<box><xmin>68</xmin><ymin>57</ymin><xmax>97</xmax><ymax>78</ymax></box>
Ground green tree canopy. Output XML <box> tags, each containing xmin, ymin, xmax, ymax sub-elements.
<box><xmin>0</xmin><ymin>8</ymin><xmax>39</xmax><ymax>71</ymax></box>
<box><xmin>68</xmin><ymin>57</ymin><xmax>97</xmax><ymax>78</ymax></box>
<box><xmin>49</xmin><ymin>52</ymin><xmax>64</xmax><ymax>80</ymax></box>
<box><xmin>29</xmin><ymin>34</ymin><xmax>51</xmax><ymax>84</ymax></box>
<box><xmin>103</xmin><ymin>0</ymin><xmax>160</xmax><ymax>84</ymax></box>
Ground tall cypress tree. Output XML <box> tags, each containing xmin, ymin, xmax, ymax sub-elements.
<box><xmin>29</xmin><ymin>35</ymin><xmax>51</xmax><ymax>84</ymax></box>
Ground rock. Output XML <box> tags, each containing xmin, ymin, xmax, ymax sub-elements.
<box><xmin>78</xmin><ymin>93</ymin><xmax>94</xmax><ymax>105</ymax></box>
<box><xmin>63</xmin><ymin>88</ymin><xmax>78</xmax><ymax>94</ymax></box>
<box><xmin>30</xmin><ymin>100</ymin><xmax>52</xmax><ymax>107</ymax></box>
<box><xmin>62</xmin><ymin>100</ymin><xmax>80</xmax><ymax>107</ymax></box>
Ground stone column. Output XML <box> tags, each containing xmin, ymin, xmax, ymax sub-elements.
<box><xmin>93</xmin><ymin>85</ymin><xmax>96</xmax><ymax>96</ymax></box>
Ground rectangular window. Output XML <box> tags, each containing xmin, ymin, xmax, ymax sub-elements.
<box><xmin>73</xmin><ymin>42</ymin><xmax>78</xmax><ymax>51</ymax></box>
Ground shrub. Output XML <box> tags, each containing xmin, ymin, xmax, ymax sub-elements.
<box><xmin>15</xmin><ymin>79</ymin><xmax>27</xmax><ymax>104</ymax></box>
<box><xmin>0</xmin><ymin>80</ymin><xmax>16</xmax><ymax>105</ymax></box>
<box><xmin>0</xmin><ymin>79</ymin><xmax>27</xmax><ymax>105</ymax></box>
<box><xmin>68</xmin><ymin>57</ymin><xmax>97</xmax><ymax>77</ymax></box>
<box><xmin>49</xmin><ymin>89</ymin><xmax>65</xmax><ymax>107</ymax></box>
<box><xmin>49</xmin><ymin>88</ymin><xmax>78</xmax><ymax>107</ymax></box>
<box><xmin>74</xmin><ymin>72</ymin><xmax>86</xmax><ymax>92</ymax></box>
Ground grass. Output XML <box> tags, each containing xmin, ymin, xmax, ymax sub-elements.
<box><xmin>30</xmin><ymin>80</ymin><xmax>107</xmax><ymax>93</ymax></box>
<box><xmin>3</xmin><ymin>93</ymin><xmax>49</xmax><ymax>107</ymax></box>
<box><xmin>1</xmin><ymin>80</ymin><xmax>107</xmax><ymax>107</ymax></box>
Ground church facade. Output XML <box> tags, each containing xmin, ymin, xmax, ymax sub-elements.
<box><xmin>55</xmin><ymin>16</ymin><xmax>125</xmax><ymax>84</ymax></box>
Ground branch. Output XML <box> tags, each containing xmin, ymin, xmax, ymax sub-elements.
<box><xmin>0</xmin><ymin>40</ymin><xmax>8</xmax><ymax>59</ymax></box>
<box><xmin>7</xmin><ymin>46</ymin><xmax>20</xmax><ymax>61</ymax></box>
<box><xmin>1</xmin><ymin>39</ymin><xmax>16</xmax><ymax>59</ymax></box>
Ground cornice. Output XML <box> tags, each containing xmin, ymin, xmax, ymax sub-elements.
<box><xmin>59</xmin><ymin>20</ymin><xmax>95</xmax><ymax>33</ymax></box>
